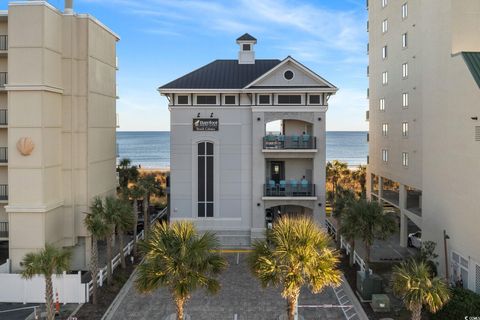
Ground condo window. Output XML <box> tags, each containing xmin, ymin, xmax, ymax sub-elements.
<box><xmin>382</xmin><ymin>46</ymin><xmax>387</xmax><ymax>59</ymax></box>
<box><xmin>402</xmin><ymin>93</ymin><xmax>409</xmax><ymax>107</ymax></box>
<box><xmin>224</xmin><ymin>95</ymin><xmax>236</xmax><ymax>105</ymax></box>
<box><xmin>177</xmin><ymin>95</ymin><xmax>189</xmax><ymax>105</ymax></box>
<box><xmin>382</xmin><ymin>71</ymin><xmax>388</xmax><ymax>85</ymax></box>
<box><xmin>278</xmin><ymin>95</ymin><xmax>301</xmax><ymax>104</ymax></box>
<box><xmin>379</xmin><ymin>98</ymin><xmax>385</xmax><ymax>111</ymax></box>
<box><xmin>402</xmin><ymin>122</ymin><xmax>409</xmax><ymax>137</ymax></box>
<box><xmin>382</xmin><ymin>149</ymin><xmax>388</xmax><ymax>162</ymax></box>
<box><xmin>259</xmin><ymin>95</ymin><xmax>271</xmax><ymax>104</ymax></box>
<box><xmin>402</xmin><ymin>62</ymin><xmax>409</xmax><ymax>78</ymax></box>
<box><xmin>402</xmin><ymin>152</ymin><xmax>409</xmax><ymax>167</ymax></box>
<box><xmin>309</xmin><ymin>95</ymin><xmax>321</xmax><ymax>104</ymax></box>
<box><xmin>382</xmin><ymin>123</ymin><xmax>388</xmax><ymax>136</ymax></box>
<box><xmin>197</xmin><ymin>95</ymin><xmax>217</xmax><ymax>105</ymax></box>
<box><xmin>243</xmin><ymin>44</ymin><xmax>251</xmax><ymax>51</ymax></box>
<box><xmin>382</xmin><ymin>0</ymin><xmax>387</xmax><ymax>8</ymax></box>
<box><xmin>198</xmin><ymin>142</ymin><xmax>214</xmax><ymax>218</ymax></box>
<box><xmin>402</xmin><ymin>3</ymin><xmax>408</xmax><ymax>19</ymax></box>
<box><xmin>402</xmin><ymin>33</ymin><xmax>408</xmax><ymax>48</ymax></box>
<box><xmin>382</xmin><ymin>19</ymin><xmax>388</xmax><ymax>33</ymax></box>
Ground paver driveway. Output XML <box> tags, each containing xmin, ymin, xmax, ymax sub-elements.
<box><xmin>109</xmin><ymin>253</ymin><xmax>347</xmax><ymax>320</ymax></box>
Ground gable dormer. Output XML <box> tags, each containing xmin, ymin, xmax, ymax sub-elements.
<box><xmin>236</xmin><ymin>33</ymin><xmax>256</xmax><ymax>65</ymax></box>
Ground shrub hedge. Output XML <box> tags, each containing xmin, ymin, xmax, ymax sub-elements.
<box><xmin>429</xmin><ymin>287</ymin><xmax>480</xmax><ymax>319</ymax></box>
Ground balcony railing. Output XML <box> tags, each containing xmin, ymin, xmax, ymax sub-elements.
<box><xmin>0</xmin><ymin>109</ymin><xmax>7</xmax><ymax>125</ymax></box>
<box><xmin>0</xmin><ymin>35</ymin><xmax>7</xmax><ymax>51</ymax></box>
<box><xmin>0</xmin><ymin>73</ymin><xmax>7</xmax><ymax>87</ymax></box>
<box><xmin>0</xmin><ymin>185</ymin><xmax>8</xmax><ymax>201</ymax></box>
<box><xmin>263</xmin><ymin>135</ymin><xmax>316</xmax><ymax>150</ymax></box>
<box><xmin>0</xmin><ymin>147</ymin><xmax>7</xmax><ymax>163</ymax></box>
<box><xmin>264</xmin><ymin>182</ymin><xmax>315</xmax><ymax>197</ymax></box>
<box><xmin>0</xmin><ymin>222</ymin><xmax>7</xmax><ymax>238</ymax></box>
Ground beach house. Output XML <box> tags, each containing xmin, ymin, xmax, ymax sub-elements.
<box><xmin>0</xmin><ymin>0</ymin><xmax>119</xmax><ymax>271</ymax></box>
<box><xmin>160</xmin><ymin>34</ymin><xmax>337</xmax><ymax>246</ymax></box>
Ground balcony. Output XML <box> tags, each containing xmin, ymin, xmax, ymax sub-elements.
<box><xmin>0</xmin><ymin>222</ymin><xmax>7</xmax><ymax>239</ymax></box>
<box><xmin>0</xmin><ymin>185</ymin><xmax>8</xmax><ymax>201</ymax></box>
<box><xmin>0</xmin><ymin>147</ymin><xmax>7</xmax><ymax>164</ymax></box>
<box><xmin>263</xmin><ymin>135</ymin><xmax>316</xmax><ymax>151</ymax></box>
<box><xmin>0</xmin><ymin>72</ymin><xmax>7</xmax><ymax>88</ymax></box>
<box><xmin>264</xmin><ymin>181</ymin><xmax>316</xmax><ymax>198</ymax></box>
<box><xmin>0</xmin><ymin>110</ymin><xmax>7</xmax><ymax>126</ymax></box>
<box><xmin>0</xmin><ymin>35</ymin><xmax>6</xmax><ymax>56</ymax></box>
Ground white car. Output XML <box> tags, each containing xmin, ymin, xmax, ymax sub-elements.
<box><xmin>408</xmin><ymin>231</ymin><xmax>422</xmax><ymax>248</ymax></box>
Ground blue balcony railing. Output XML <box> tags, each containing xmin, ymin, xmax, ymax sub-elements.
<box><xmin>263</xmin><ymin>135</ymin><xmax>316</xmax><ymax>150</ymax></box>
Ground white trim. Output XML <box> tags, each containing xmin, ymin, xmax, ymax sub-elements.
<box><xmin>252</xmin><ymin>106</ymin><xmax>328</xmax><ymax>112</ymax></box>
<box><xmin>77</xmin><ymin>14</ymin><xmax>120</xmax><ymax>40</ymax></box>
<box><xmin>6</xmin><ymin>85</ymin><xmax>64</xmax><ymax>94</ymax></box>
<box><xmin>262</xmin><ymin>197</ymin><xmax>318</xmax><ymax>201</ymax></box>
<box><xmin>262</xmin><ymin>149</ymin><xmax>318</xmax><ymax>153</ymax></box>
<box><xmin>160</xmin><ymin>88</ymin><xmax>335</xmax><ymax>94</ymax></box>
<box><xmin>5</xmin><ymin>200</ymin><xmax>64</xmax><ymax>213</ymax></box>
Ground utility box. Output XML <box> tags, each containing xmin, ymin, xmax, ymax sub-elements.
<box><xmin>371</xmin><ymin>294</ymin><xmax>391</xmax><ymax>312</ymax></box>
<box><xmin>356</xmin><ymin>271</ymin><xmax>383</xmax><ymax>301</ymax></box>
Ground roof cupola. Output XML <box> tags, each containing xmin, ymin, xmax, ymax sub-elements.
<box><xmin>236</xmin><ymin>33</ymin><xmax>256</xmax><ymax>65</ymax></box>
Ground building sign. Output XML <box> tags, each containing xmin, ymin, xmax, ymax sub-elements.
<box><xmin>193</xmin><ymin>118</ymin><xmax>219</xmax><ymax>131</ymax></box>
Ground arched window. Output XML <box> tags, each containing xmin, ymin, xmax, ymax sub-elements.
<box><xmin>198</xmin><ymin>142</ymin><xmax>214</xmax><ymax>217</ymax></box>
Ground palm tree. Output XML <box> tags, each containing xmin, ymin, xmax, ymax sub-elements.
<box><xmin>117</xmin><ymin>158</ymin><xmax>139</xmax><ymax>188</ymax></box>
<box><xmin>331</xmin><ymin>187</ymin><xmax>355</xmax><ymax>249</ymax></box>
<box><xmin>20</xmin><ymin>245</ymin><xmax>71</xmax><ymax>320</ymax></box>
<box><xmin>113</xmin><ymin>199</ymin><xmax>134</xmax><ymax>269</ymax></box>
<box><xmin>338</xmin><ymin>196</ymin><xmax>361</xmax><ymax>266</ymax></box>
<box><xmin>392</xmin><ymin>260</ymin><xmax>450</xmax><ymax>320</ymax></box>
<box><xmin>326</xmin><ymin>160</ymin><xmax>350</xmax><ymax>209</ymax></box>
<box><xmin>103</xmin><ymin>196</ymin><xmax>120</xmax><ymax>284</ymax></box>
<box><xmin>85</xmin><ymin>197</ymin><xmax>111</xmax><ymax>304</ymax></box>
<box><xmin>135</xmin><ymin>221</ymin><xmax>227</xmax><ymax>320</ymax></box>
<box><xmin>352</xmin><ymin>199</ymin><xmax>397</xmax><ymax>271</ymax></box>
<box><xmin>138</xmin><ymin>173</ymin><xmax>163</xmax><ymax>238</ymax></box>
<box><xmin>128</xmin><ymin>184</ymin><xmax>144</xmax><ymax>255</ymax></box>
<box><xmin>351</xmin><ymin>165</ymin><xmax>367</xmax><ymax>198</ymax></box>
<box><xmin>249</xmin><ymin>216</ymin><xmax>342</xmax><ymax>320</ymax></box>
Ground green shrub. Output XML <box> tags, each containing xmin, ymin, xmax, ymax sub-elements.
<box><xmin>429</xmin><ymin>287</ymin><xmax>480</xmax><ymax>319</ymax></box>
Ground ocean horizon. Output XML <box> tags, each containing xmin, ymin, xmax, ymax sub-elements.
<box><xmin>116</xmin><ymin>131</ymin><xmax>368</xmax><ymax>169</ymax></box>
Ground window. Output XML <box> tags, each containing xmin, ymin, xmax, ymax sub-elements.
<box><xmin>243</xmin><ymin>44</ymin><xmax>251</xmax><ymax>51</ymax></box>
<box><xmin>284</xmin><ymin>70</ymin><xmax>294</xmax><ymax>80</ymax></box>
<box><xmin>382</xmin><ymin>0</ymin><xmax>387</xmax><ymax>8</ymax></box>
<box><xmin>402</xmin><ymin>122</ymin><xmax>409</xmax><ymax>136</ymax></box>
<box><xmin>382</xmin><ymin>71</ymin><xmax>388</xmax><ymax>85</ymax></box>
<box><xmin>379</xmin><ymin>98</ymin><xmax>385</xmax><ymax>111</ymax></box>
<box><xmin>198</xmin><ymin>142</ymin><xmax>214</xmax><ymax>218</ymax></box>
<box><xmin>402</xmin><ymin>33</ymin><xmax>408</xmax><ymax>48</ymax></box>
<box><xmin>278</xmin><ymin>95</ymin><xmax>301</xmax><ymax>104</ymax></box>
<box><xmin>177</xmin><ymin>95</ymin><xmax>189</xmax><ymax>105</ymax></box>
<box><xmin>382</xmin><ymin>19</ymin><xmax>388</xmax><ymax>33</ymax></box>
<box><xmin>402</xmin><ymin>152</ymin><xmax>409</xmax><ymax>167</ymax></box>
<box><xmin>402</xmin><ymin>3</ymin><xmax>408</xmax><ymax>19</ymax></box>
<box><xmin>197</xmin><ymin>95</ymin><xmax>217</xmax><ymax>105</ymax></box>
<box><xmin>259</xmin><ymin>95</ymin><xmax>270</xmax><ymax>104</ymax></box>
<box><xmin>402</xmin><ymin>93</ymin><xmax>409</xmax><ymax>107</ymax></box>
<box><xmin>402</xmin><ymin>62</ymin><xmax>409</xmax><ymax>78</ymax></box>
<box><xmin>224</xmin><ymin>95</ymin><xmax>236</xmax><ymax>105</ymax></box>
<box><xmin>382</xmin><ymin>46</ymin><xmax>388</xmax><ymax>59</ymax></box>
<box><xmin>382</xmin><ymin>123</ymin><xmax>388</xmax><ymax>136</ymax></box>
<box><xmin>382</xmin><ymin>149</ymin><xmax>388</xmax><ymax>162</ymax></box>
<box><xmin>309</xmin><ymin>95</ymin><xmax>321</xmax><ymax>104</ymax></box>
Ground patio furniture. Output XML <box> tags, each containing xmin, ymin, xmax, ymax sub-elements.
<box><xmin>267</xmin><ymin>180</ymin><xmax>276</xmax><ymax>195</ymax></box>
<box><xmin>279</xmin><ymin>180</ymin><xmax>286</xmax><ymax>195</ymax></box>
<box><xmin>277</xmin><ymin>135</ymin><xmax>285</xmax><ymax>148</ymax></box>
<box><xmin>302</xmin><ymin>134</ymin><xmax>310</xmax><ymax>147</ymax></box>
<box><xmin>290</xmin><ymin>179</ymin><xmax>298</xmax><ymax>195</ymax></box>
<box><xmin>291</xmin><ymin>135</ymin><xmax>299</xmax><ymax>146</ymax></box>
<box><xmin>300</xmin><ymin>179</ymin><xmax>309</xmax><ymax>195</ymax></box>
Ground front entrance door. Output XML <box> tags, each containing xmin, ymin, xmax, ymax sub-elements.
<box><xmin>270</xmin><ymin>161</ymin><xmax>285</xmax><ymax>184</ymax></box>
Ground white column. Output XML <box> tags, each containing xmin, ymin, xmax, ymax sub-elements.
<box><xmin>399</xmin><ymin>185</ymin><xmax>408</xmax><ymax>247</ymax></box>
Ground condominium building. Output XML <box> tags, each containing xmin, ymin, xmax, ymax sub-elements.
<box><xmin>160</xmin><ymin>34</ymin><xmax>337</xmax><ymax>246</ymax></box>
<box><xmin>367</xmin><ymin>0</ymin><xmax>480</xmax><ymax>293</ymax></box>
<box><xmin>0</xmin><ymin>0</ymin><xmax>119</xmax><ymax>271</ymax></box>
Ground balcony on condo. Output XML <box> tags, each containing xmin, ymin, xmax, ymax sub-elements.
<box><xmin>0</xmin><ymin>109</ymin><xmax>6</xmax><ymax>126</ymax></box>
<box><xmin>0</xmin><ymin>184</ymin><xmax>8</xmax><ymax>201</ymax></box>
<box><xmin>0</xmin><ymin>221</ymin><xmax>7</xmax><ymax>240</ymax></box>
<box><xmin>0</xmin><ymin>35</ymin><xmax>6</xmax><ymax>56</ymax></box>
<box><xmin>262</xmin><ymin>159</ymin><xmax>316</xmax><ymax>199</ymax></box>
<box><xmin>263</xmin><ymin>119</ymin><xmax>317</xmax><ymax>154</ymax></box>
<box><xmin>0</xmin><ymin>147</ymin><xmax>7</xmax><ymax>164</ymax></box>
<box><xmin>0</xmin><ymin>72</ymin><xmax>7</xmax><ymax>88</ymax></box>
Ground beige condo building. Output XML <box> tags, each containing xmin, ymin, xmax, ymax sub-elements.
<box><xmin>367</xmin><ymin>0</ymin><xmax>480</xmax><ymax>293</ymax></box>
<box><xmin>0</xmin><ymin>0</ymin><xmax>119</xmax><ymax>271</ymax></box>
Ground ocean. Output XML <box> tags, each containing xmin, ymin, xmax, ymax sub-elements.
<box><xmin>116</xmin><ymin>131</ymin><xmax>368</xmax><ymax>169</ymax></box>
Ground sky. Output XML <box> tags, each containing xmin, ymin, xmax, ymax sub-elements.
<box><xmin>1</xmin><ymin>0</ymin><xmax>369</xmax><ymax>131</ymax></box>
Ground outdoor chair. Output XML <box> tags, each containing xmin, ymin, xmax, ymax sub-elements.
<box><xmin>268</xmin><ymin>180</ymin><xmax>276</xmax><ymax>195</ymax></box>
<box><xmin>279</xmin><ymin>180</ymin><xmax>286</xmax><ymax>195</ymax></box>
<box><xmin>277</xmin><ymin>135</ymin><xmax>285</xmax><ymax>148</ymax></box>
<box><xmin>290</xmin><ymin>179</ymin><xmax>298</xmax><ymax>195</ymax></box>
<box><xmin>292</xmin><ymin>135</ymin><xmax>300</xmax><ymax>147</ymax></box>
<box><xmin>300</xmin><ymin>180</ymin><xmax>309</xmax><ymax>195</ymax></box>
<box><xmin>302</xmin><ymin>134</ymin><xmax>310</xmax><ymax>147</ymax></box>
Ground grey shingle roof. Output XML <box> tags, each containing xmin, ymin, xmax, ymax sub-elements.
<box><xmin>462</xmin><ymin>52</ymin><xmax>480</xmax><ymax>88</ymax></box>
<box><xmin>236</xmin><ymin>33</ymin><xmax>256</xmax><ymax>41</ymax></box>
<box><xmin>160</xmin><ymin>59</ymin><xmax>281</xmax><ymax>89</ymax></box>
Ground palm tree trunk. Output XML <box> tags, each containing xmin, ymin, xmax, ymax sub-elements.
<box><xmin>106</xmin><ymin>233</ymin><xmax>113</xmax><ymax>285</ymax></box>
<box><xmin>119</xmin><ymin>229</ymin><xmax>126</xmax><ymax>269</ymax></box>
<box><xmin>143</xmin><ymin>197</ymin><xmax>149</xmax><ymax>238</ymax></box>
<box><xmin>133</xmin><ymin>199</ymin><xmax>138</xmax><ymax>256</ymax></box>
<box><xmin>91</xmin><ymin>235</ymin><xmax>98</xmax><ymax>304</ymax></box>
<box><xmin>411</xmin><ymin>304</ymin><xmax>422</xmax><ymax>320</ymax></box>
<box><xmin>349</xmin><ymin>240</ymin><xmax>355</xmax><ymax>266</ymax></box>
<box><xmin>287</xmin><ymin>295</ymin><xmax>298</xmax><ymax>320</ymax></box>
<box><xmin>365</xmin><ymin>241</ymin><xmax>371</xmax><ymax>274</ymax></box>
<box><xmin>175</xmin><ymin>297</ymin><xmax>185</xmax><ymax>320</ymax></box>
<box><xmin>45</xmin><ymin>275</ymin><xmax>55</xmax><ymax>320</ymax></box>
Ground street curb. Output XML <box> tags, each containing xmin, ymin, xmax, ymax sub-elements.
<box><xmin>101</xmin><ymin>267</ymin><xmax>139</xmax><ymax>320</ymax></box>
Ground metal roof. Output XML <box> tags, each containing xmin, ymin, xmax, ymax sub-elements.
<box><xmin>160</xmin><ymin>59</ymin><xmax>281</xmax><ymax>89</ymax></box>
<box><xmin>462</xmin><ymin>52</ymin><xmax>480</xmax><ymax>88</ymax></box>
<box><xmin>236</xmin><ymin>33</ymin><xmax>257</xmax><ymax>41</ymax></box>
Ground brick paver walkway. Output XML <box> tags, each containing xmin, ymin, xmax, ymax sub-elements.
<box><xmin>109</xmin><ymin>253</ymin><xmax>346</xmax><ymax>320</ymax></box>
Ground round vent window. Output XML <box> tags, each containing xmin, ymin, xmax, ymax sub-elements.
<box><xmin>284</xmin><ymin>70</ymin><xmax>294</xmax><ymax>80</ymax></box>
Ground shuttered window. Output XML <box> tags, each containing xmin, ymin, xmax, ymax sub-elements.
<box><xmin>198</xmin><ymin>142</ymin><xmax>214</xmax><ymax>217</ymax></box>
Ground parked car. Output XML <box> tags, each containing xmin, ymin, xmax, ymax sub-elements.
<box><xmin>408</xmin><ymin>231</ymin><xmax>422</xmax><ymax>248</ymax></box>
